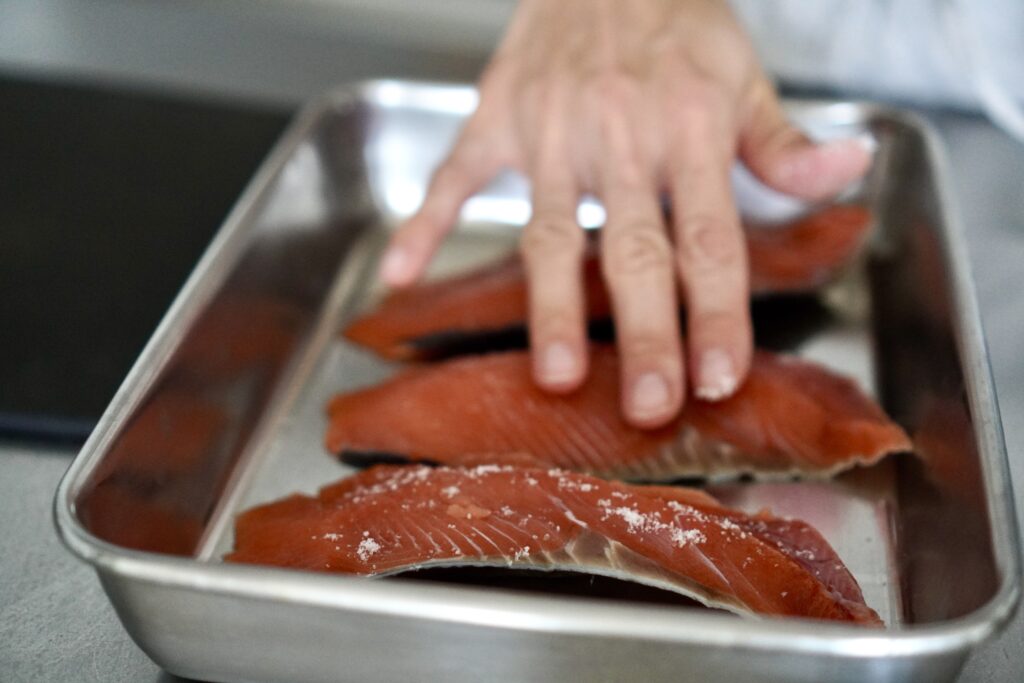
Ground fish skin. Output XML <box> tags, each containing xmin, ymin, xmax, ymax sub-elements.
<box><xmin>344</xmin><ymin>205</ymin><xmax>871</xmax><ymax>360</ymax></box>
<box><xmin>226</xmin><ymin>464</ymin><xmax>881</xmax><ymax>626</ymax></box>
<box><xmin>325</xmin><ymin>347</ymin><xmax>912</xmax><ymax>481</ymax></box>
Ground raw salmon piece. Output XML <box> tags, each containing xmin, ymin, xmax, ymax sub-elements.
<box><xmin>325</xmin><ymin>347</ymin><xmax>911</xmax><ymax>481</ymax></box>
<box><xmin>226</xmin><ymin>464</ymin><xmax>882</xmax><ymax>625</ymax></box>
<box><xmin>344</xmin><ymin>205</ymin><xmax>871</xmax><ymax>360</ymax></box>
<box><xmin>745</xmin><ymin>204</ymin><xmax>872</xmax><ymax>292</ymax></box>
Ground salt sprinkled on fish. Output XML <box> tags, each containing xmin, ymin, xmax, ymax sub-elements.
<box><xmin>356</xmin><ymin>537</ymin><xmax>381</xmax><ymax>562</ymax></box>
<box><xmin>228</xmin><ymin>465</ymin><xmax>882</xmax><ymax>626</ymax></box>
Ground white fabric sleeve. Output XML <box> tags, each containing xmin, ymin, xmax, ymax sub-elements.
<box><xmin>727</xmin><ymin>0</ymin><xmax>1024</xmax><ymax>139</ymax></box>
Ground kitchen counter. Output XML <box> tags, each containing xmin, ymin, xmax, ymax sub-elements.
<box><xmin>1</xmin><ymin>110</ymin><xmax>1021</xmax><ymax>682</ymax></box>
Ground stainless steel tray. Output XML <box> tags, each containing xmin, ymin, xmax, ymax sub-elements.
<box><xmin>55</xmin><ymin>81</ymin><xmax>1020</xmax><ymax>683</ymax></box>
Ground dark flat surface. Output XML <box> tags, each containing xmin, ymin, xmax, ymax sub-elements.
<box><xmin>0</xmin><ymin>76</ymin><xmax>290</xmax><ymax>440</ymax></box>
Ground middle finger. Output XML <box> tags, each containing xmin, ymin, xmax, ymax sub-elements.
<box><xmin>599</xmin><ymin>114</ymin><xmax>684</xmax><ymax>428</ymax></box>
<box><xmin>519</xmin><ymin>78</ymin><xmax>590</xmax><ymax>392</ymax></box>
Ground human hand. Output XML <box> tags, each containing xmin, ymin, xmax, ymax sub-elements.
<box><xmin>379</xmin><ymin>0</ymin><xmax>871</xmax><ymax>428</ymax></box>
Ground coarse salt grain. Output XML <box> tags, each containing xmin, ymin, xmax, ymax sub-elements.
<box><xmin>556</xmin><ymin>477</ymin><xmax>594</xmax><ymax>492</ymax></box>
<box><xmin>562</xmin><ymin>508</ymin><xmax>588</xmax><ymax>528</ymax></box>
<box><xmin>356</xmin><ymin>537</ymin><xmax>381</xmax><ymax>562</ymax></box>
<box><xmin>671</xmin><ymin>528</ymin><xmax>707</xmax><ymax>547</ymax></box>
<box><xmin>611</xmin><ymin>506</ymin><xmax>649</xmax><ymax>532</ymax></box>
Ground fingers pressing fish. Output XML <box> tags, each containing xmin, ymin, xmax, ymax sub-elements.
<box><xmin>326</xmin><ymin>347</ymin><xmax>911</xmax><ymax>482</ymax></box>
<box><xmin>344</xmin><ymin>205</ymin><xmax>871</xmax><ymax>361</ymax></box>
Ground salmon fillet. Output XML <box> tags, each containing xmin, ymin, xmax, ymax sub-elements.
<box><xmin>226</xmin><ymin>464</ymin><xmax>882</xmax><ymax>625</ymax></box>
<box><xmin>344</xmin><ymin>205</ymin><xmax>871</xmax><ymax>360</ymax></box>
<box><xmin>326</xmin><ymin>347</ymin><xmax>911</xmax><ymax>481</ymax></box>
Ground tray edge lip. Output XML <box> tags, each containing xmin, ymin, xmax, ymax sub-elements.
<box><xmin>894</xmin><ymin>105</ymin><xmax>1022</xmax><ymax>626</ymax></box>
<box><xmin>49</xmin><ymin>80</ymin><xmax>1020</xmax><ymax>656</ymax></box>
<box><xmin>50</xmin><ymin>85</ymin><xmax>347</xmax><ymax>563</ymax></box>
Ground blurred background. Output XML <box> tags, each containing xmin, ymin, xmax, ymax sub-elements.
<box><xmin>3</xmin><ymin>0</ymin><xmax>1020</xmax><ymax>440</ymax></box>
<box><xmin>1</xmin><ymin>0</ymin><xmax>505</xmax><ymax>439</ymax></box>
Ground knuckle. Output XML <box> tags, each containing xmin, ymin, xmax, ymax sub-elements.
<box><xmin>687</xmin><ymin>78</ymin><xmax>721</xmax><ymax>106</ymax></box>
<box><xmin>591</xmin><ymin>69</ymin><xmax>636</xmax><ymax>109</ymax></box>
<box><xmin>678</xmin><ymin>215</ymin><xmax>744</xmax><ymax>271</ymax></box>
<box><xmin>479</xmin><ymin>56</ymin><xmax>512</xmax><ymax>90</ymax></box>
<box><xmin>464</xmin><ymin>102</ymin><xmax>497</xmax><ymax>131</ymax></box>
<box><xmin>437</xmin><ymin>137</ymin><xmax>492</xmax><ymax>185</ymax></box>
<box><xmin>602</xmin><ymin>226</ymin><xmax>673</xmax><ymax>279</ymax></box>
<box><xmin>452</xmin><ymin>129</ymin><xmax>493</xmax><ymax>167</ymax></box>
<box><xmin>520</xmin><ymin>78</ymin><xmax>548</xmax><ymax>109</ymax></box>
<box><xmin>544</xmin><ymin>66</ymin><xmax>573</xmax><ymax>93</ymax></box>
<box><xmin>430</xmin><ymin>160</ymin><xmax>468</xmax><ymax>191</ymax></box>
<box><xmin>744</xmin><ymin>75</ymin><xmax>778</xmax><ymax>110</ymax></box>
<box><xmin>521</xmin><ymin>215</ymin><xmax>584</xmax><ymax>259</ymax></box>
<box><xmin>673</xmin><ymin>78</ymin><xmax>728</xmax><ymax>118</ymax></box>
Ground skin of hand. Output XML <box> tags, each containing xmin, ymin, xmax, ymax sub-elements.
<box><xmin>379</xmin><ymin>0</ymin><xmax>872</xmax><ymax>428</ymax></box>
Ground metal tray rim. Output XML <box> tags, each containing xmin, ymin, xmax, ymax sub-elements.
<box><xmin>905</xmin><ymin>103</ymin><xmax>1022</xmax><ymax>619</ymax></box>
<box><xmin>53</xmin><ymin>80</ymin><xmax>1021</xmax><ymax>657</ymax></box>
<box><xmin>52</xmin><ymin>533</ymin><xmax>1014</xmax><ymax>655</ymax></box>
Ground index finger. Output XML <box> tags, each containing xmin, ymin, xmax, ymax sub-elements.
<box><xmin>380</xmin><ymin>122</ymin><xmax>503</xmax><ymax>287</ymax></box>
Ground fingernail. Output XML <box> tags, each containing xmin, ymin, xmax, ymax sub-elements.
<box><xmin>775</xmin><ymin>154</ymin><xmax>813</xmax><ymax>187</ymax></box>
<box><xmin>630</xmin><ymin>372</ymin><xmax>671</xmax><ymax>419</ymax></box>
<box><xmin>541</xmin><ymin>342</ymin><xmax>577</xmax><ymax>384</ymax></box>
<box><xmin>820</xmin><ymin>135</ymin><xmax>875</xmax><ymax>162</ymax></box>
<box><xmin>696</xmin><ymin>349</ymin><xmax>737</xmax><ymax>401</ymax></box>
<box><xmin>852</xmin><ymin>132</ymin><xmax>877</xmax><ymax>157</ymax></box>
<box><xmin>379</xmin><ymin>247</ymin><xmax>408</xmax><ymax>283</ymax></box>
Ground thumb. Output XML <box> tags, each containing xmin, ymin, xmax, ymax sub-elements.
<box><xmin>739</xmin><ymin>80</ymin><xmax>873</xmax><ymax>201</ymax></box>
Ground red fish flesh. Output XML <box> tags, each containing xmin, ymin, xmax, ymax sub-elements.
<box><xmin>326</xmin><ymin>347</ymin><xmax>910</xmax><ymax>481</ymax></box>
<box><xmin>226</xmin><ymin>464</ymin><xmax>882</xmax><ymax>625</ymax></box>
<box><xmin>344</xmin><ymin>205</ymin><xmax>871</xmax><ymax>360</ymax></box>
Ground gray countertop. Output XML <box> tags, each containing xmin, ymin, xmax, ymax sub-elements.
<box><xmin>1</xmin><ymin>110</ymin><xmax>1022</xmax><ymax>682</ymax></box>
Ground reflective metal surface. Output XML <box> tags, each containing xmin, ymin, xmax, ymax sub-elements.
<box><xmin>54</xmin><ymin>82</ymin><xmax>1020</xmax><ymax>683</ymax></box>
